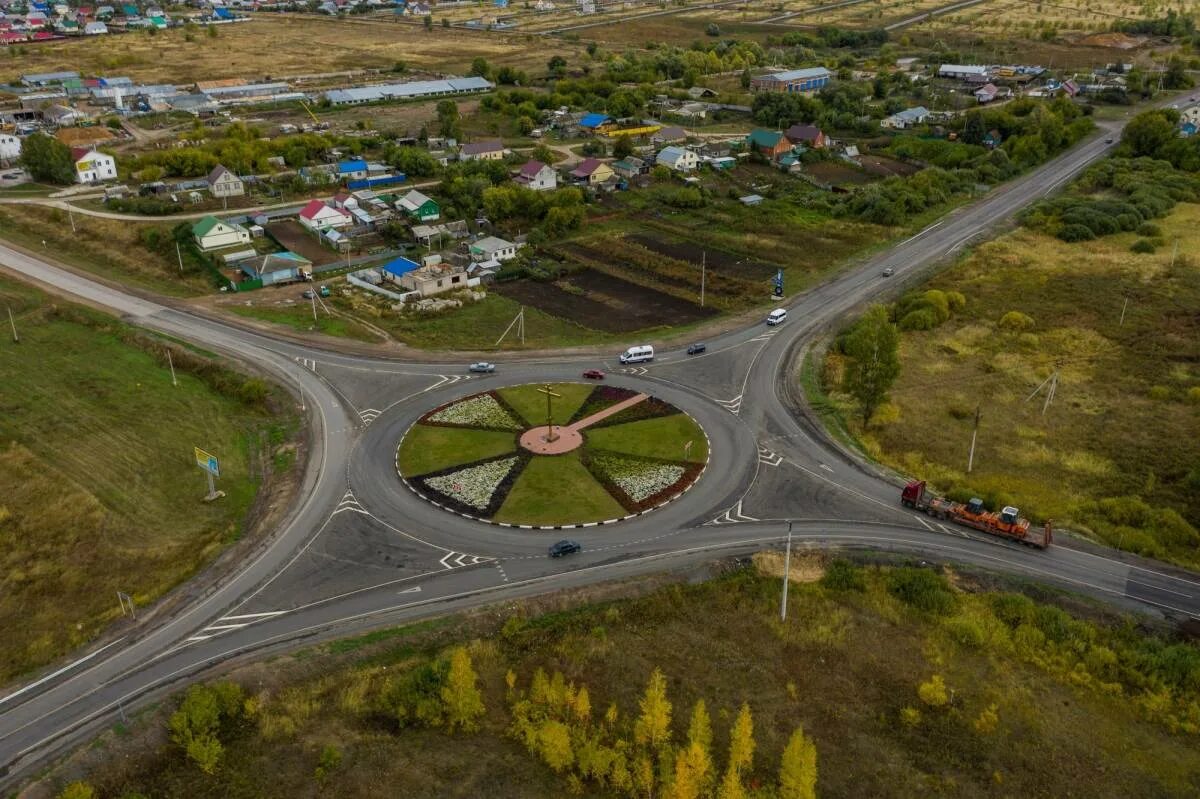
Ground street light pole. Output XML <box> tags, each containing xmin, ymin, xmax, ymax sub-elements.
<box><xmin>781</xmin><ymin>521</ymin><xmax>793</xmax><ymax>622</ymax></box>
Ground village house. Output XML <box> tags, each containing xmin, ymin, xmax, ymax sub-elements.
<box><xmin>577</xmin><ymin>112</ymin><xmax>613</xmax><ymax>134</ymax></box>
<box><xmin>298</xmin><ymin>198</ymin><xmax>352</xmax><ymax>231</ymax></box>
<box><xmin>657</xmin><ymin>146</ymin><xmax>698</xmax><ymax>172</ymax></box>
<box><xmin>652</xmin><ymin>125</ymin><xmax>687</xmax><ymax>146</ymax></box>
<box><xmin>72</xmin><ymin>147</ymin><xmax>116</xmax><ymax>183</ymax></box>
<box><xmin>938</xmin><ymin>64</ymin><xmax>989</xmax><ymax>80</ymax></box>
<box><xmin>974</xmin><ymin>83</ymin><xmax>999</xmax><ymax>103</ymax></box>
<box><xmin>206</xmin><ymin>164</ymin><xmax>245</xmax><ymax>198</ymax></box>
<box><xmin>881</xmin><ymin>106</ymin><xmax>930</xmax><ymax>130</ymax></box>
<box><xmin>745</xmin><ymin>129</ymin><xmax>792</xmax><ymax>161</ymax></box>
<box><xmin>191</xmin><ymin>215</ymin><xmax>251</xmax><ymax>251</ymax></box>
<box><xmin>336</xmin><ymin>158</ymin><xmax>368</xmax><ymax>181</ymax></box>
<box><xmin>750</xmin><ymin>67</ymin><xmax>831</xmax><ymax>94</ymax></box>
<box><xmin>0</xmin><ymin>133</ymin><xmax>21</xmax><ymax>163</ymax></box>
<box><xmin>459</xmin><ymin>140</ymin><xmax>507</xmax><ymax>161</ymax></box>
<box><xmin>785</xmin><ymin>123</ymin><xmax>826</xmax><ymax>149</ymax></box>
<box><xmin>569</xmin><ymin>157</ymin><xmax>614</xmax><ymax>186</ymax></box>
<box><xmin>398</xmin><ymin>261</ymin><xmax>471</xmax><ymax>298</ymax></box>
<box><xmin>514</xmin><ymin>160</ymin><xmax>557</xmax><ymax>191</ymax></box>
<box><xmin>332</xmin><ymin>189</ymin><xmax>358</xmax><ymax>211</ymax></box>
<box><xmin>397</xmin><ymin>189</ymin><xmax>440</xmax><ymax>222</ymax></box>
<box><xmin>611</xmin><ymin>156</ymin><xmax>646</xmax><ymax>180</ymax></box>
<box><xmin>240</xmin><ymin>251</ymin><xmax>313</xmax><ymax>286</ymax></box>
<box><xmin>469</xmin><ymin>235</ymin><xmax>519</xmax><ymax>262</ymax></box>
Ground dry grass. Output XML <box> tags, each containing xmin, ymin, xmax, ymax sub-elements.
<box><xmin>826</xmin><ymin>203</ymin><xmax>1200</xmax><ymax>562</ymax></box>
<box><xmin>2</xmin><ymin>15</ymin><xmax>583</xmax><ymax>84</ymax></box>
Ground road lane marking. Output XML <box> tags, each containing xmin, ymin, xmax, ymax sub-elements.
<box><xmin>1126</xmin><ymin>579</ymin><xmax>1192</xmax><ymax>598</ymax></box>
<box><xmin>913</xmin><ymin>514</ymin><xmax>933</xmax><ymax>531</ymax></box>
<box><xmin>0</xmin><ymin>637</ymin><xmax>126</xmax><ymax>708</ymax></box>
<box><xmin>217</xmin><ymin>611</ymin><xmax>286</xmax><ymax>621</ymax></box>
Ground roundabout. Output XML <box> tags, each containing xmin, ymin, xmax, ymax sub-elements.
<box><xmin>395</xmin><ymin>382</ymin><xmax>710</xmax><ymax>528</ymax></box>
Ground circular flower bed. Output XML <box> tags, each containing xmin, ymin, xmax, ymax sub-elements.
<box><xmin>396</xmin><ymin>383</ymin><xmax>708</xmax><ymax>528</ymax></box>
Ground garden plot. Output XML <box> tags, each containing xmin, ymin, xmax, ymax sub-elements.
<box><xmin>859</xmin><ymin>155</ymin><xmax>922</xmax><ymax>179</ymax></box>
<box><xmin>624</xmin><ymin>233</ymin><xmax>779</xmax><ymax>280</ymax></box>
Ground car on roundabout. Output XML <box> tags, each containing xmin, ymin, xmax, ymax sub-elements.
<box><xmin>686</xmin><ymin>343</ymin><xmax>707</xmax><ymax>355</ymax></box>
<box><xmin>582</xmin><ymin>369</ymin><xmax>605</xmax><ymax>380</ymax></box>
<box><xmin>469</xmin><ymin>362</ymin><xmax>496</xmax><ymax>373</ymax></box>
<box><xmin>549</xmin><ymin>539</ymin><xmax>582</xmax><ymax>558</ymax></box>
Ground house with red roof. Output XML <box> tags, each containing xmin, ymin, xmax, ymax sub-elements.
<box><xmin>514</xmin><ymin>160</ymin><xmax>556</xmax><ymax>191</ymax></box>
<box><xmin>298</xmin><ymin>198</ymin><xmax>351</xmax><ymax>231</ymax></box>
<box><xmin>71</xmin><ymin>147</ymin><xmax>116</xmax><ymax>183</ymax></box>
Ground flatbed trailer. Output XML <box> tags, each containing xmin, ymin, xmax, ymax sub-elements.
<box><xmin>901</xmin><ymin>480</ymin><xmax>1052</xmax><ymax>548</ymax></box>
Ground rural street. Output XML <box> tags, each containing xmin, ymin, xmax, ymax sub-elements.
<box><xmin>2</xmin><ymin>106</ymin><xmax>1199</xmax><ymax>788</ymax></box>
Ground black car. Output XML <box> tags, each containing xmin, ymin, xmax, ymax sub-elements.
<box><xmin>686</xmin><ymin>343</ymin><xmax>707</xmax><ymax>355</ymax></box>
<box><xmin>548</xmin><ymin>539</ymin><xmax>582</xmax><ymax>558</ymax></box>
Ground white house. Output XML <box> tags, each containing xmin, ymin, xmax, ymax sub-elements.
<box><xmin>84</xmin><ymin>21</ymin><xmax>108</xmax><ymax>34</ymax></box>
<box><xmin>514</xmin><ymin>160</ymin><xmax>556</xmax><ymax>191</ymax></box>
<box><xmin>71</xmin><ymin>147</ymin><xmax>116</xmax><ymax>183</ymax></box>
<box><xmin>206</xmin><ymin>164</ymin><xmax>245</xmax><ymax>198</ymax></box>
<box><xmin>469</xmin><ymin>235</ymin><xmax>518</xmax><ymax>262</ymax></box>
<box><xmin>0</xmin><ymin>134</ymin><xmax>21</xmax><ymax>163</ymax></box>
<box><xmin>938</xmin><ymin>64</ymin><xmax>988</xmax><ymax>80</ymax></box>
<box><xmin>298</xmin><ymin>198</ymin><xmax>351</xmax><ymax>231</ymax></box>
<box><xmin>657</xmin><ymin>146</ymin><xmax>698</xmax><ymax>172</ymax></box>
<box><xmin>191</xmin><ymin>215</ymin><xmax>251</xmax><ymax>251</ymax></box>
<box><xmin>880</xmin><ymin>106</ymin><xmax>930</xmax><ymax>130</ymax></box>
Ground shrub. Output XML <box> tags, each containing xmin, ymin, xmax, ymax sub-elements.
<box><xmin>998</xmin><ymin>311</ymin><xmax>1034</xmax><ymax>332</ymax></box>
<box><xmin>1058</xmin><ymin>223</ymin><xmax>1095</xmax><ymax>242</ymax></box>
<box><xmin>821</xmin><ymin>559</ymin><xmax>866</xmax><ymax>592</ymax></box>
<box><xmin>917</xmin><ymin>674</ymin><xmax>949</xmax><ymax>707</ymax></box>
<box><xmin>1137</xmin><ymin>222</ymin><xmax>1162</xmax><ymax>237</ymax></box>
<box><xmin>1148</xmin><ymin>385</ymin><xmax>1171</xmax><ymax>400</ymax></box>
<box><xmin>1187</xmin><ymin>386</ymin><xmax>1200</xmax><ymax>405</ymax></box>
<box><xmin>886</xmin><ymin>568</ymin><xmax>956</xmax><ymax>615</ymax></box>
<box><xmin>1131</xmin><ymin>238</ymin><xmax>1157</xmax><ymax>254</ymax></box>
<box><xmin>899</xmin><ymin>308</ymin><xmax>938</xmax><ymax>330</ymax></box>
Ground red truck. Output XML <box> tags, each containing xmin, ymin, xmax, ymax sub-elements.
<box><xmin>901</xmin><ymin>480</ymin><xmax>1052</xmax><ymax>549</ymax></box>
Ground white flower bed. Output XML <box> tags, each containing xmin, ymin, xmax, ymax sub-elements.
<box><xmin>592</xmin><ymin>453</ymin><xmax>686</xmax><ymax>503</ymax></box>
<box><xmin>427</xmin><ymin>394</ymin><xmax>522</xmax><ymax>430</ymax></box>
<box><xmin>425</xmin><ymin>456</ymin><xmax>519</xmax><ymax>511</ymax></box>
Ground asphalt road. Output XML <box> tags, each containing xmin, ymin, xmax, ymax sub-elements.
<box><xmin>2</xmin><ymin>109</ymin><xmax>1199</xmax><ymax>786</ymax></box>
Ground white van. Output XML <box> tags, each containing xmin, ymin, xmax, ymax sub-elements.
<box><xmin>766</xmin><ymin>308</ymin><xmax>787</xmax><ymax>326</ymax></box>
<box><xmin>619</xmin><ymin>344</ymin><xmax>655</xmax><ymax>364</ymax></box>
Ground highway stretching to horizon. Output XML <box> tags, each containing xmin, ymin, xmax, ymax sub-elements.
<box><xmin>2</xmin><ymin>101</ymin><xmax>1200</xmax><ymax>788</ymax></box>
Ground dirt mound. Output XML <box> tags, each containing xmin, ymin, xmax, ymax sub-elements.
<box><xmin>1077</xmin><ymin>32</ymin><xmax>1144</xmax><ymax>50</ymax></box>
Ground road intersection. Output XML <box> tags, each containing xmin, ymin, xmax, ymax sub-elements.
<box><xmin>2</xmin><ymin>110</ymin><xmax>1200</xmax><ymax>786</ymax></box>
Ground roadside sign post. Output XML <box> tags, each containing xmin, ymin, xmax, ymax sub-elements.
<box><xmin>684</xmin><ymin>439</ymin><xmax>693</xmax><ymax>461</ymax></box>
<box><xmin>7</xmin><ymin>305</ymin><xmax>17</xmax><ymax>344</ymax></box>
<box><xmin>781</xmin><ymin>521</ymin><xmax>793</xmax><ymax>622</ymax></box>
<box><xmin>116</xmin><ymin>591</ymin><xmax>136</xmax><ymax>620</ymax></box>
<box><xmin>195</xmin><ymin>446</ymin><xmax>224</xmax><ymax>502</ymax></box>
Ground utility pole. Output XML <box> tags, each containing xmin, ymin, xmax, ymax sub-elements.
<box><xmin>7</xmin><ymin>306</ymin><xmax>17</xmax><ymax>344</ymax></box>
<box><xmin>175</xmin><ymin>240</ymin><xmax>184</xmax><ymax>273</ymax></box>
<box><xmin>1171</xmin><ymin>238</ymin><xmax>1179</xmax><ymax>270</ymax></box>
<box><xmin>1025</xmin><ymin>370</ymin><xmax>1059</xmax><ymax>416</ymax></box>
<box><xmin>68</xmin><ymin>207</ymin><xmax>75</xmax><ymax>233</ymax></box>
<box><xmin>700</xmin><ymin>250</ymin><xmax>706</xmax><ymax>308</ymax></box>
<box><xmin>1119</xmin><ymin>295</ymin><xmax>1129</xmax><ymax>326</ymax></box>
<box><xmin>780</xmin><ymin>521</ymin><xmax>793</xmax><ymax>622</ymax></box>
<box><xmin>967</xmin><ymin>404</ymin><xmax>981</xmax><ymax>474</ymax></box>
<box><xmin>167</xmin><ymin>348</ymin><xmax>177</xmax><ymax>386</ymax></box>
<box><xmin>310</xmin><ymin>290</ymin><xmax>318</xmax><ymax>325</ymax></box>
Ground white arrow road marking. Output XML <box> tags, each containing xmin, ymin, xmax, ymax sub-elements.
<box><xmin>397</xmin><ymin>586</ymin><xmax>422</xmax><ymax>594</ymax></box>
<box><xmin>717</xmin><ymin>394</ymin><xmax>743</xmax><ymax>414</ymax></box>
<box><xmin>819</xmin><ymin>463</ymin><xmax>833</xmax><ymax>472</ymax></box>
<box><xmin>757</xmin><ymin>446</ymin><xmax>782</xmax><ymax>467</ymax></box>
<box><xmin>333</xmin><ymin>490</ymin><xmax>369</xmax><ymax>516</ymax></box>
<box><xmin>712</xmin><ymin>500</ymin><xmax>759</xmax><ymax>524</ymax></box>
<box><xmin>620</xmin><ymin>366</ymin><xmax>649</xmax><ymax>376</ymax></box>
<box><xmin>439</xmin><ymin>551</ymin><xmax>493</xmax><ymax>569</ymax></box>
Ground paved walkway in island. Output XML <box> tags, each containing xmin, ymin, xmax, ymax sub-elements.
<box><xmin>519</xmin><ymin>392</ymin><xmax>649</xmax><ymax>455</ymax></box>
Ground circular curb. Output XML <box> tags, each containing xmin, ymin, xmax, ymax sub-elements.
<box><xmin>395</xmin><ymin>396</ymin><xmax>712</xmax><ymax>531</ymax></box>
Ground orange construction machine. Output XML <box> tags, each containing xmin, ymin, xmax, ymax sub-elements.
<box><xmin>901</xmin><ymin>480</ymin><xmax>1052</xmax><ymax>548</ymax></box>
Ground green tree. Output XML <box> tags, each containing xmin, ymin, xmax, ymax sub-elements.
<box><xmin>634</xmin><ymin>668</ymin><xmax>673</xmax><ymax>749</ymax></box>
<box><xmin>436</xmin><ymin>100</ymin><xmax>463</xmax><ymax>140</ymax></box>
<box><xmin>423</xmin><ymin>14</ymin><xmax>432</xmax><ymax>29</ymax></box>
<box><xmin>741</xmin><ymin>67</ymin><xmax>752</xmax><ymax>89</ymax></box>
<box><xmin>470</xmin><ymin>57</ymin><xmax>492</xmax><ymax>79</ymax></box>
<box><xmin>573</xmin><ymin>685</ymin><xmax>592</xmax><ymax>726</ymax></box>
<box><xmin>206</xmin><ymin>23</ymin><xmax>217</xmax><ymax>38</ymax></box>
<box><xmin>19</xmin><ymin>132</ymin><xmax>76</xmax><ymax>184</ymax></box>
<box><xmin>669</xmin><ymin>700</ymin><xmax>714</xmax><ymax>799</ymax></box>
<box><xmin>548</xmin><ymin>55</ymin><xmax>568</xmax><ymax>76</ymax></box>
<box><xmin>778</xmin><ymin>727</ymin><xmax>818</xmax><ymax>799</ymax></box>
<box><xmin>716</xmin><ymin>765</ymin><xmax>747</xmax><ymax>799</ymax></box>
<box><xmin>842</xmin><ymin>305</ymin><xmax>901</xmax><ymax>425</ymax></box>
<box><xmin>442</xmin><ymin>646</ymin><xmax>485</xmax><ymax>732</ymax></box>
<box><xmin>612</xmin><ymin>134</ymin><xmax>634</xmax><ymax>159</ymax></box>
<box><xmin>961</xmin><ymin>110</ymin><xmax>986</xmax><ymax>146</ymax></box>
<box><xmin>1122</xmin><ymin>110</ymin><xmax>1176</xmax><ymax>158</ymax></box>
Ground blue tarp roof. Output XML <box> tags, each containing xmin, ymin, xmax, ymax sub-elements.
<box><xmin>382</xmin><ymin>256</ymin><xmax>420</xmax><ymax>277</ymax></box>
<box><xmin>337</xmin><ymin>159</ymin><xmax>367</xmax><ymax>173</ymax></box>
<box><xmin>579</xmin><ymin>113</ymin><xmax>610</xmax><ymax>128</ymax></box>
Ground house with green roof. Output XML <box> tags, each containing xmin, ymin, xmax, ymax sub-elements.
<box><xmin>745</xmin><ymin>128</ymin><xmax>792</xmax><ymax>161</ymax></box>
<box><xmin>192</xmin><ymin>215</ymin><xmax>251</xmax><ymax>251</ymax></box>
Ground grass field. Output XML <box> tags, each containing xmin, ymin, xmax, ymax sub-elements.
<box><xmin>48</xmin><ymin>558</ymin><xmax>1200</xmax><ymax>798</ymax></box>
<box><xmin>0</xmin><ymin>277</ymin><xmax>295</xmax><ymax>683</ymax></box>
<box><xmin>585</xmin><ymin>413</ymin><xmax>707</xmax><ymax>463</ymax></box>
<box><xmin>2</xmin><ymin>15</ymin><xmax>582</xmax><ymax>84</ymax></box>
<box><xmin>229</xmin><ymin>302</ymin><xmax>382</xmax><ymax>343</ymax></box>
<box><xmin>497</xmin><ymin>382</ymin><xmax>594</xmax><ymax>427</ymax></box>
<box><xmin>819</xmin><ymin>203</ymin><xmax>1200</xmax><ymax>565</ymax></box>
<box><xmin>396</xmin><ymin>426</ymin><xmax>518</xmax><ymax>476</ymax></box>
<box><xmin>0</xmin><ymin>205</ymin><xmax>210</xmax><ymax>297</ymax></box>
<box><xmin>494</xmin><ymin>450</ymin><xmax>626</xmax><ymax>525</ymax></box>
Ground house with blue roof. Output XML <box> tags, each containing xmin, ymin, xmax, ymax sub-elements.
<box><xmin>337</xmin><ymin>158</ymin><xmax>368</xmax><ymax>180</ymax></box>
<box><xmin>381</xmin><ymin>256</ymin><xmax>421</xmax><ymax>280</ymax></box>
<box><xmin>578</xmin><ymin>113</ymin><xmax>611</xmax><ymax>132</ymax></box>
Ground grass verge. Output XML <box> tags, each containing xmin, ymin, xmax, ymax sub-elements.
<box><xmin>495</xmin><ymin>450</ymin><xmax>625</xmax><ymax>525</ymax></box>
<box><xmin>397</xmin><ymin>426</ymin><xmax>518</xmax><ymax>476</ymax></box>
